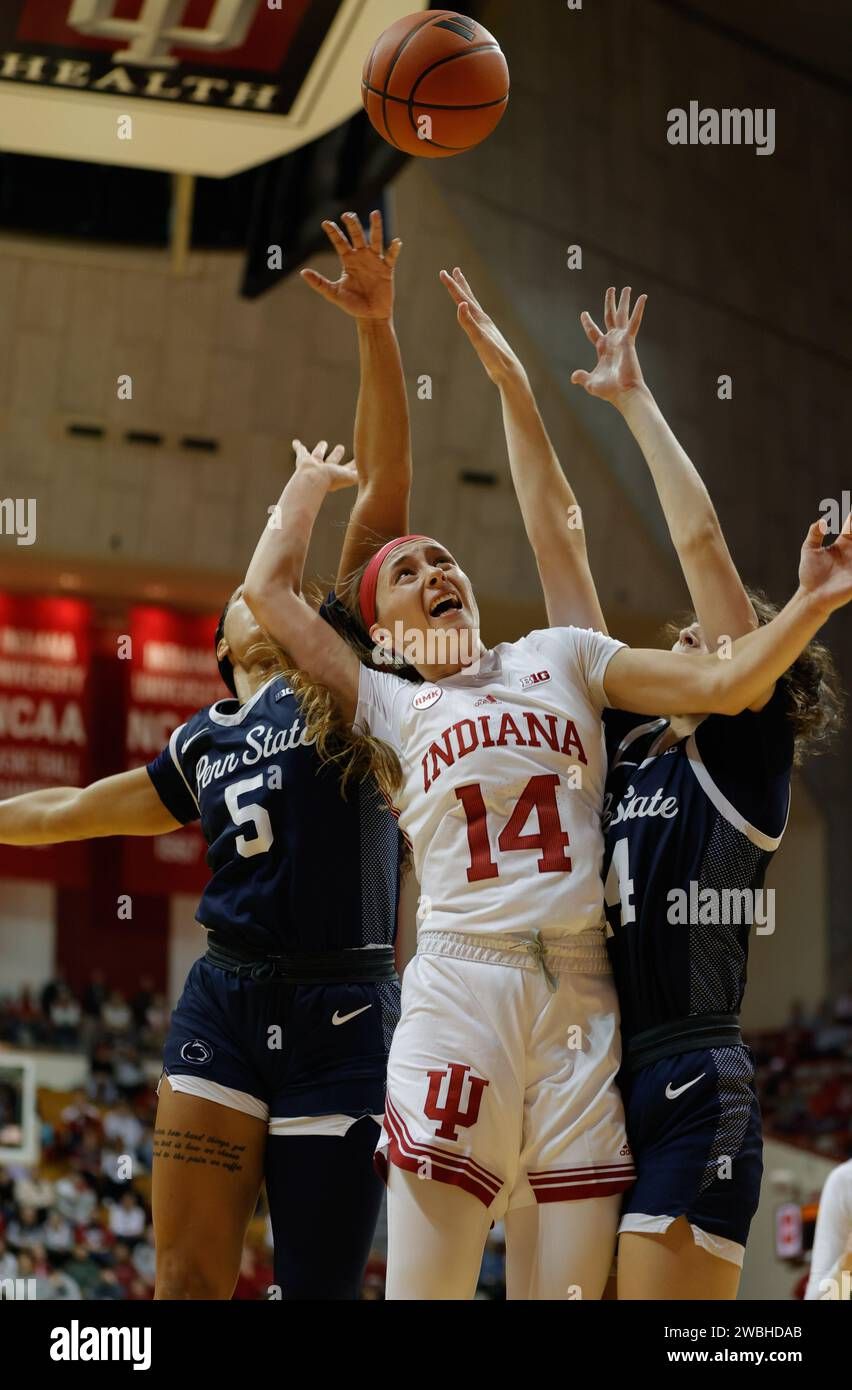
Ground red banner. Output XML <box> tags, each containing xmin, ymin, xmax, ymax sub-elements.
<box><xmin>2</xmin><ymin>0</ymin><xmax>341</xmax><ymax>112</ymax></box>
<box><xmin>122</xmin><ymin>605</ymin><xmax>223</xmax><ymax>896</ymax></box>
<box><xmin>0</xmin><ymin>594</ymin><xmax>93</xmax><ymax>886</ymax></box>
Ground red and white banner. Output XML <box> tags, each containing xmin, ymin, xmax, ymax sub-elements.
<box><xmin>122</xmin><ymin>605</ymin><xmax>223</xmax><ymax>895</ymax></box>
<box><xmin>0</xmin><ymin>1</ymin><xmax>416</xmax><ymax>175</ymax></box>
<box><xmin>0</xmin><ymin>594</ymin><xmax>93</xmax><ymax>886</ymax></box>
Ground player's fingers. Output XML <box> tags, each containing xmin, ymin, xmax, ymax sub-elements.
<box><xmin>312</xmin><ymin>440</ymin><xmax>329</xmax><ymax>461</ymax></box>
<box><xmin>458</xmin><ymin>301</ymin><xmax>484</xmax><ymax>338</ymax></box>
<box><xmin>321</xmin><ymin>219</ymin><xmax>351</xmax><ymax>256</ymax></box>
<box><xmin>803</xmin><ymin>518</ymin><xmax>828</xmax><ymax>549</ymax></box>
<box><xmin>628</xmin><ymin>293</ymin><xmax>647</xmax><ymax>337</ymax></box>
<box><xmin>300</xmin><ymin>268</ymin><xmax>338</xmax><ymax>303</ymax></box>
<box><xmin>604</xmin><ymin>286</ymin><xmax>617</xmax><ymax>329</ymax></box>
<box><xmin>580</xmin><ymin>311</ymin><xmax>603</xmax><ymax>346</ymax></box>
<box><xmin>570</xmin><ymin>369</ymin><xmax>591</xmax><ymax>388</ymax></box>
<box><xmin>440</xmin><ymin>268</ymin><xmax>466</xmax><ymax>304</ymax></box>
<box><xmin>386</xmin><ymin>237</ymin><xmax>403</xmax><ymax>266</ymax></box>
<box><xmin>368</xmin><ymin>208</ymin><xmax>384</xmax><ymax>252</ymax></box>
<box><xmin>327</xmin><ymin>444</ymin><xmax>346</xmax><ymax>463</ymax></box>
<box><xmin>342</xmin><ymin>211</ymin><xmax>368</xmax><ymax>249</ymax></box>
<box><xmin>453</xmin><ymin>267</ymin><xmax>481</xmax><ymax>306</ymax></box>
<box><xmin>616</xmin><ymin>286</ymin><xmax>631</xmax><ymax>327</ymax></box>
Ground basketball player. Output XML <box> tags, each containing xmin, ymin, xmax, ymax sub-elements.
<box><xmin>241</xmin><ymin>426</ymin><xmax>852</xmax><ymax>1300</ymax></box>
<box><xmin>442</xmin><ymin>269</ymin><xmax>845</xmax><ymax>1298</ymax></box>
<box><xmin>0</xmin><ymin>213</ymin><xmax>415</xmax><ymax>1300</ymax></box>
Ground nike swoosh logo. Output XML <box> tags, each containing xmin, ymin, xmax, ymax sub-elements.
<box><xmin>181</xmin><ymin>728</ymin><xmax>207</xmax><ymax>754</ymax></box>
<box><xmin>665</xmin><ymin>1073</ymin><xmax>706</xmax><ymax>1100</ymax></box>
<box><xmin>331</xmin><ymin>1005</ymin><xmax>372</xmax><ymax>1027</ymax></box>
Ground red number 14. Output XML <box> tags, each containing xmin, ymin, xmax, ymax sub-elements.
<box><xmin>455</xmin><ymin>775</ymin><xmax>572</xmax><ymax>882</ymax></box>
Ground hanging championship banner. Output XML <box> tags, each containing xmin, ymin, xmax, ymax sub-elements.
<box><xmin>122</xmin><ymin>605</ymin><xmax>222</xmax><ymax>895</ymax></box>
<box><xmin>0</xmin><ymin>594</ymin><xmax>93</xmax><ymax>887</ymax></box>
<box><xmin>0</xmin><ymin>0</ymin><xmax>424</xmax><ymax>175</ymax></box>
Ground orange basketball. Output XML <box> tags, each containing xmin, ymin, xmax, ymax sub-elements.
<box><xmin>362</xmin><ymin>10</ymin><xmax>509</xmax><ymax>159</ymax></box>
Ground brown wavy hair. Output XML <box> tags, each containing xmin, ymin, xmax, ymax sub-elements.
<box><xmin>664</xmin><ymin>586</ymin><xmax>846</xmax><ymax>766</ymax></box>
<box><xmin>217</xmin><ymin>586</ymin><xmax>411</xmax><ymax>810</ymax></box>
<box><xmin>283</xmin><ymin>556</ymin><xmax>422</xmax><ymax>806</ymax></box>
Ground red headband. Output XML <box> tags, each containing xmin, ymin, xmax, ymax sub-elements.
<box><xmin>358</xmin><ymin>535</ymin><xmax>432</xmax><ymax>630</ymax></box>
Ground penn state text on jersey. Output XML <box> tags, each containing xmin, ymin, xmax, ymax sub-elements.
<box><xmin>602</xmin><ymin>684</ymin><xmax>794</xmax><ymax>1058</ymax></box>
<box><xmin>147</xmin><ymin>673</ymin><xmax>401</xmax><ymax>956</ymax></box>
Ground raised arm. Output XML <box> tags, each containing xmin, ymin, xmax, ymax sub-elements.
<box><xmin>604</xmin><ymin>515</ymin><xmax>852</xmax><ymax>715</ymax></box>
<box><xmin>572</xmin><ymin>286</ymin><xmax>761</xmax><ymax>671</ymax></box>
<box><xmin>243</xmin><ymin>441</ymin><xmax>362</xmax><ymax>723</ymax></box>
<box><xmin>0</xmin><ymin>766</ymin><xmax>180</xmax><ymax>846</ymax></box>
<box><xmin>441</xmin><ymin>267</ymin><xmax>606</xmax><ymax>633</ymax></box>
<box><xmin>301</xmin><ymin>211</ymin><xmax>411</xmax><ymax>591</ymax></box>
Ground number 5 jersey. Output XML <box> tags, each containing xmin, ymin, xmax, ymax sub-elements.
<box><xmin>146</xmin><ymin>672</ymin><xmax>402</xmax><ymax>954</ymax></box>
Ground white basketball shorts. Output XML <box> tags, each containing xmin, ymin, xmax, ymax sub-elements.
<box><xmin>376</xmin><ymin>930</ymin><xmax>635</xmax><ymax>1217</ymax></box>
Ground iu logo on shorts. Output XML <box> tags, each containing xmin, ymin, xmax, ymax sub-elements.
<box><xmin>424</xmin><ymin>1062</ymin><xmax>489</xmax><ymax>1141</ymax></box>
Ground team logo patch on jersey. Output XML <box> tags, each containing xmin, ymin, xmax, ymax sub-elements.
<box><xmin>413</xmin><ymin>687</ymin><xmax>443</xmax><ymax>710</ymax></box>
<box><xmin>474</xmin><ymin>694</ymin><xmax>502</xmax><ymax>707</ymax></box>
<box><xmin>520</xmin><ymin>670</ymin><xmax>551</xmax><ymax>689</ymax></box>
<box><xmin>274</xmin><ymin>687</ymin><xmax>294</xmax><ymax>700</ymax></box>
<box><xmin>424</xmin><ymin>1062</ymin><xmax>489</xmax><ymax>1141</ymax></box>
<box><xmin>179</xmin><ymin>1039</ymin><xmax>213</xmax><ymax>1066</ymax></box>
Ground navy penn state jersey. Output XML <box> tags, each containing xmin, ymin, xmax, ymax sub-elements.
<box><xmin>602</xmin><ymin>684</ymin><xmax>794</xmax><ymax>1045</ymax></box>
<box><xmin>146</xmin><ymin>673</ymin><xmax>401</xmax><ymax>955</ymax></box>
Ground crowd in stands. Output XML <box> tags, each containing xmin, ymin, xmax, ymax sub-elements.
<box><xmin>748</xmin><ymin>992</ymin><xmax>852</xmax><ymax>1162</ymax></box>
<box><xmin>8</xmin><ymin>975</ymin><xmax>846</xmax><ymax>1299</ymax></box>
<box><xmin>0</xmin><ymin>971</ymin><xmax>169</xmax><ymax>1059</ymax></box>
<box><xmin>0</xmin><ymin>969</ymin><xmax>278</xmax><ymax>1300</ymax></box>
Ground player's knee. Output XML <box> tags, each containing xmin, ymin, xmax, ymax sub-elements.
<box><xmin>155</xmin><ymin>1246</ymin><xmax>234</xmax><ymax>1300</ymax></box>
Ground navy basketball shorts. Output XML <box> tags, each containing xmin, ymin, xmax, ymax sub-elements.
<box><xmin>160</xmin><ymin>957</ymin><xmax>400</xmax><ymax>1136</ymax></box>
<box><xmin>618</xmin><ymin>1044</ymin><xmax>763</xmax><ymax>1266</ymax></box>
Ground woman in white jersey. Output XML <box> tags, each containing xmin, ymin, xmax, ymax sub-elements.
<box><xmin>242</xmin><ymin>434</ymin><xmax>852</xmax><ymax>1300</ymax></box>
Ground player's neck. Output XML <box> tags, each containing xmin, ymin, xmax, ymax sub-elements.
<box><xmin>234</xmin><ymin>661</ymin><xmax>279</xmax><ymax>704</ymax></box>
<box><xmin>662</xmin><ymin>714</ymin><xmax>702</xmax><ymax>748</ymax></box>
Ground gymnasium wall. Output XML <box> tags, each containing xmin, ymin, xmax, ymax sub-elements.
<box><xmin>0</xmin><ymin>0</ymin><xmax>847</xmax><ymax>1001</ymax></box>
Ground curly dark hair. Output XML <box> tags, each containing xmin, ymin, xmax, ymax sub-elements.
<box><xmin>665</xmin><ymin>586</ymin><xmax>846</xmax><ymax>767</ymax></box>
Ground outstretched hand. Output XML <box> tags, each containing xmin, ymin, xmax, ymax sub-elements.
<box><xmin>292</xmin><ymin>439</ymin><xmax>358</xmax><ymax>492</ymax></box>
<box><xmin>300</xmin><ymin>210</ymin><xmax>402</xmax><ymax>321</ymax></box>
<box><xmin>798</xmin><ymin>513</ymin><xmax>852</xmax><ymax>615</ymax></box>
<box><xmin>440</xmin><ymin>267</ymin><xmax>525</xmax><ymax>387</ymax></box>
<box><xmin>570</xmin><ymin>286</ymin><xmax>648</xmax><ymax>407</ymax></box>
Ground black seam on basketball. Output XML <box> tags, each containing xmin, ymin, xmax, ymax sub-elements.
<box><xmin>406</xmin><ymin>45</ymin><xmax>506</xmax><ymax>144</ymax></box>
<box><xmin>361</xmin><ymin>82</ymin><xmax>508</xmax><ymax>113</ymax></box>
<box><xmin>378</xmin><ymin>11</ymin><xmax>450</xmax><ymax>148</ymax></box>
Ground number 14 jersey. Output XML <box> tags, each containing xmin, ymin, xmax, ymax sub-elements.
<box><xmin>356</xmin><ymin>627</ymin><xmax>625</xmax><ymax>939</ymax></box>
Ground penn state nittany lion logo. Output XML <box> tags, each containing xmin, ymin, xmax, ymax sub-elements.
<box><xmin>180</xmin><ymin>1038</ymin><xmax>213</xmax><ymax>1066</ymax></box>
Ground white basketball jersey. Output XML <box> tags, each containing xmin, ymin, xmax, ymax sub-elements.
<box><xmin>355</xmin><ymin>627</ymin><xmax>625</xmax><ymax>939</ymax></box>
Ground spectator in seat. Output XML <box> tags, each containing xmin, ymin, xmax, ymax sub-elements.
<box><xmin>101</xmin><ymin>991</ymin><xmax>132</xmax><ymax>1036</ymax></box>
<box><xmin>108</xmin><ymin>1191</ymin><xmax>146</xmax><ymax>1244</ymax></box>
<box><xmin>5</xmin><ymin>1206</ymin><xmax>45</xmax><ymax>1253</ymax></box>
<box><xmin>0</xmin><ymin>1236</ymin><xmax>17</xmax><ymax>1281</ymax></box>
<box><xmin>82</xmin><ymin>970</ymin><xmax>107</xmax><ymax>1020</ymax></box>
<box><xmin>43</xmin><ymin>1209</ymin><xmax>74</xmax><ymax>1260</ymax></box>
<box><xmin>54</xmin><ymin>1174</ymin><xmax>97</xmax><ymax>1228</ymax></box>
<box><xmin>12</xmin><ymin>1168</ymin><xmax>54</xmax><ymax>1217</ymax></box>
<box><xmin>103</xmin><ymin>1099</ymin><xmax>143</xmax><ymax>1155</ymax></box>
<box><xmin>64</xmin><ymin>1243</ymin><xmax>101</xmax><ymax>1299</ymax></box>
<box><xmin>130</xmin><ymin>1224</ymin><xmax>156</xmax><ymax>1288</ymax></box>
<box><xmin>50</xmin><ymin>987</ymin><xmax>82</xmax><ymax>1049</ymax></box>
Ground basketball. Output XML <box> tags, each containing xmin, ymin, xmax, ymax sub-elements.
<box><xmin>361</xmin><ymin>10</ymin><xmax>509</xmax><ymax>158</ymax></box>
